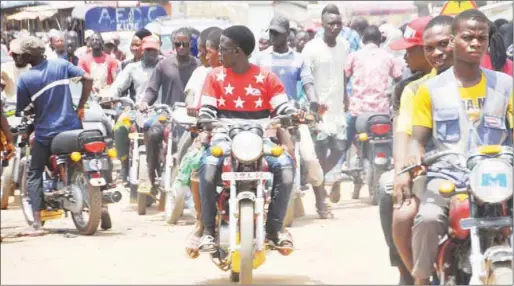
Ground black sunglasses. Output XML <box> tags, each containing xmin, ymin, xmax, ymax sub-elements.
<box><xmin>174</xmin><ymin>41</ymin><xmax>190</xmax><ymax>48</ymax></box>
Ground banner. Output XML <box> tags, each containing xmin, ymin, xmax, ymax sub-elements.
<box><xmin>85</xmin><ymin>6</ymin><xmax>167</xmax><ymax>33</ymax></box>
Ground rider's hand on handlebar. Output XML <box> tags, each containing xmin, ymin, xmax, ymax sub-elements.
<box><xmin>139</xmin><ymin>102</ymin><xmax>149</xmax><ymax>113</ymax></box>
<box><xmin>187</xmin><ymin>106</ymin><xmax>198</xmax><ymax>117</ymax></box>
<box><xmin>76</xmin><ymin>108</ymin><xmax>85</xmax><ymax>121</ymax></box>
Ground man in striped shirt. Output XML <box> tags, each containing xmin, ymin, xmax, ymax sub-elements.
<box><xmin>197</xmin><ymin>25</ymin><xmax>298</xmax><ymax>254</ymax></box>
<box><xmin>253</xmin><ymin>16</ymin><xmax>330</xmax><ymax>219</ymax></box>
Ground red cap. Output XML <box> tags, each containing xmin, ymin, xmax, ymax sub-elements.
<box><xmin>389</xmin><ymin>16</ymin><xmax>433</xmax><ymax>50</ymax></box>
<box><xmin>142</xmin><ymin>36</ymin><xmax>160</xmax><ymax>50</ymax></box>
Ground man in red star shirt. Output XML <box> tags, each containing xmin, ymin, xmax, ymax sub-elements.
<box><xmin>197</xmin><ymin>25</ymin><xmax>298</xmax><ymax>254</ymax></box>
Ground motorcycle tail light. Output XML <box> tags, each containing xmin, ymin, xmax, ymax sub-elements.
<box><xmin>83</xmin><ymin>141</ymin><xmax>106</xmax><ymax>153</ymax></box>
<box><xmin>376</xmin><ymin>152</ymin><xmax>386</xmax><ymax>158</ymax></box>
<box><xmin>371</xmin><ymin>124</ymin><xmax>391</xmax><ymax>135</ymax></box>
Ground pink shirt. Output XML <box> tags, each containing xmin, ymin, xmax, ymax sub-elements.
<box><xmin>481</xmin><ymin>53</ymin><xmax>513</xmax><ymax>76</ymax></box>
<box><xmin>78</xmin><ymin>52</ymin><xmax>118</xmax><ymax>91</ymax></box>
<box><xmin>345</xmin><ymin>43</ymin><xmax>403</xmax><ymax>116</ymax></box>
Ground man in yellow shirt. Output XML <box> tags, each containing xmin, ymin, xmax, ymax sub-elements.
<box><xmin>386</xmin><ymin>15</ymin><xmax>456</xmax><ymax>284</ymax></box>
<box><xmin>410</xmin><ymin>10</ymin><xmax>513</xmax><ymax>285</ymax></box>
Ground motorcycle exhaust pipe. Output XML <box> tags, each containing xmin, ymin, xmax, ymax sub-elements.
<box><xmin>103</xmin><ymin>190</ymin><xmax>122</xmax><ymax>204</ymax></box>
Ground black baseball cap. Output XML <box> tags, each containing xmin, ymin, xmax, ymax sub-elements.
<box><xmin>268</xmin><ymin>16</ymin><xmax>290</xmax><ymax>34</ymax></box>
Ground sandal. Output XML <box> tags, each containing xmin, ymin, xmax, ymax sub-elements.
<box><xmin>316</xmin><ymin>200</ymin><xmax>334</xmax><ymax>219</ymax></box>
<box><xmin>198</xmin><ymin>235</ymin><xmax>217</xmax><ymax>253</ymax></box>
<box><xmin>185</xmin><ymin>232</ymin><xmax>201</xmax><ymax>259</ymax></box>
<box><xmin>267</xmin><ymin>231</ymin><xmax>294</xmax><ymax>256</ymax></box>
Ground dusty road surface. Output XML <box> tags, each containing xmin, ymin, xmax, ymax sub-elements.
<box><xmin>1</xmin><ymin>182</ymin><xmax>398</xmax><ymax>285</ymax></box>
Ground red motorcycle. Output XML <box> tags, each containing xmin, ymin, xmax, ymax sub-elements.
<box><xmin>401</xmin><ymin>146</ymin><xmax>513</xmax><ymax>285</ymax></box>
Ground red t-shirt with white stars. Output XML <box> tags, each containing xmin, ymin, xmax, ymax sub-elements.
<box><xmin>199</xmin><ymin>64</ymin><xmax>291</xmax><ymax>120</ymax></box>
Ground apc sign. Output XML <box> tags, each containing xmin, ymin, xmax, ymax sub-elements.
<box><xmin>85</xmin><ymin>6</ymin><xmax>167</xmax><ymax>33</ymax></box>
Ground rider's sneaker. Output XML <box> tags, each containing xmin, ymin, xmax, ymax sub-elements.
<box><xmin>198</xmin><ymin>234</ymin><xmax>217</xmax><ymax>254</ymax></box>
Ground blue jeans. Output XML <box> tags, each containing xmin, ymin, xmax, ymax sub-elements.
<box><xmin>199</xmin><ymin>138</ymin><xmax>294</xmax><ymax>234</ymax></box>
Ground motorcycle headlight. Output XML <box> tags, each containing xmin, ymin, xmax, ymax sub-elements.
<box><xmin>469</xmin><ymin>158</ymin><xmax>513</xmax><ymax>204</ymax></box>
<box><xmin>231</xmin><ymin>131</ymin><xmax>263</xmax><ymax>163</ymax></box>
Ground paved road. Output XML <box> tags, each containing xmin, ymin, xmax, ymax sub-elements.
<box><xmin>1</xmin><ymin>182</ymin><xmax>398</xmax><ymax>284</ymax></box>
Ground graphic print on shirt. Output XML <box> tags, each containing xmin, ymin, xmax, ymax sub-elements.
<box><xmin>90</xmin><ymin>61</ymin><xmax>109</xmax><ymax>91</ymax></box>
<box><xmin>200</xmin><ymin>65</ymin><xmax>289</xmax><ymax>120</ymax></box>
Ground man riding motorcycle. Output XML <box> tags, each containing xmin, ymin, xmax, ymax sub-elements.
<box><xmin>408</xmin><ymin>10</ymin><xmax>513</xmax><ymax>285</ymax></box>
<box><xmin>110</xmin><ymin>35</ymin><xmax>163</xmax><ymax>188</ymax></box>
<box><xmin>197</xmin><ymin>25</ymin><xmax>300</xmax><ymax>253</ymax></box>
<box><xmin>14</xmin><ymin>36</ymin><xmax>93</xmax><ymax>235</ymax></box>
<box><xmin>378</xmin><ymin>15</ymin><xmax>437</xmax><ymax>284</ymax></box>
<box><xmin>253</xmin><ymin>16</ymin><xmax>327</xmax><ymax>218</ymax></box>
<box><xmin>382</xmin><ymin>16</ymin><xmax>456</xmax><ymax>284</ymax></box>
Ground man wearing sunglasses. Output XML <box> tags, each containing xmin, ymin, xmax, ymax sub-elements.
<box><xmin>197</xmin><ymin>25</ymin><xmax>301</xmax><ymax>255</ymax></box>
<box><xmin>139</xmin><ymin>28</ymin><xmax>199</xmax><ymax>198</ymax></box>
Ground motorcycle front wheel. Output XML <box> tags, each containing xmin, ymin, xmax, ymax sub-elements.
<box><xmin>490</xmin><ymin>262</ymin><xmax>513</xmax><ymax>285</ymax></box>
<box><xmin>239</xmin><ymin>200</ymin><xmax>254</xmax><ymax>284</ymax></box>
<box><xmin>19</xmin><ymin>162</ymin><xmax>38</xmax><ymax>226</ymax></box>
<box><xmin>70</xmin><ymin>167</ymin><xmax>102</xmax><ymax>235</ymax></box>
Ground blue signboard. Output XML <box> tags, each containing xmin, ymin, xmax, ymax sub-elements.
<box><xmin>85</xmin><ymin>6</ymin><xmax>167</xmax><ymax>33</ymax></box>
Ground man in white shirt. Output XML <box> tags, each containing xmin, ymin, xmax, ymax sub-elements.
<box><xmin>302</xmin><ymin>8</ymin><xmax>349</xmax><ymax>200</ymax></box>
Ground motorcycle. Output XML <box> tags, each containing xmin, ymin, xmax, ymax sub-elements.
<box><xmin>18</xmin><ymin>110</ymin><xmax>121</xmax><ymax>235</ymax></box>
<box><xmin>1</xmin><ymin>100</ymin><xmax>23</xmax><ymax>209</ymax></box>
<box><xmin>332</xmin><ymin>112</ymin><xmax>393</xmax><ymax>205</ymax></box>
<box><xmin>400</xmin><ymin>146</ymin><xmax>513</xmax><ymax>285</ymax></box>
<box><xmin>196</xmin><ymin>115</ymin><xmax>302</xmax><ymax>284</ymax></box>
<box><xmin>160</xmin><ymin>102</ymin><xmax>198</xmax><ymax>224</ymax></box>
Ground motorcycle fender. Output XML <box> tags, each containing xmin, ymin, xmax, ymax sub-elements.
<box><xmin>483</xmin><ymin>246</ymin><xmax>513</xmax><ymax>265</ymax></box>
<box><xmin>88</xmin><ymin>175</ymin><xmax>107</xmax><ymax>187</ymax></box>
<box><xmin>412</xmin><ymin>175</ymin><xmax>427</xmax><ymax>199</ymax></box>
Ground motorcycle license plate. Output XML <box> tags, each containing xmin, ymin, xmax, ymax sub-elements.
<box><xmin>82</xmin><ymin>158</ymin><xmax>109</xmax><ymax>172</ymax></box>
<box><xmin>460</xmin><ymin>217</ymin><xmax>513</xmax><ymax>230</ymax></box>
<box><xmin>221</xmin><ymin>172</ymin><xmax>272</xmax><ymax>181</ymax></box>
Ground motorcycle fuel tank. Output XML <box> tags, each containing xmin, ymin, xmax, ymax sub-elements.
<box><xmin>449</xmin><ymin>194</ymin><xmax>470</xmax><ymax>240</ymax></box>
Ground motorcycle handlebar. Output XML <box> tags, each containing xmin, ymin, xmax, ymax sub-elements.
<box><xmin>398</xmin><ymin>150</ymin><xmax>465</xmax><ymax>175</ymax></box>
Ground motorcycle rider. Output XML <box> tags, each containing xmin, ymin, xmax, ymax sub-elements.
<box><xmin>139</xmin><ymin>27</ymin><xmax>199</xmax><ymax>194</ymax></box>
<box><xmin>14</xmin><ymin>36</ymin><xmax>93</xmax><ymax>235</ymax></box>
<box><xmin>182</xmin><ymin>27</ymin><xmax>223</xmax><ymax>257</ymax></box>
<box><xmin>381</xmin><ymin>15</ymin><xmax>455</xmax><ymax>284</ymax></box>
<box><xmin>110</xmin><ymin>35</ymin><xmax>163</xmax><ymax>195</ymax></box>
<box><xmin>252</xmin><ymin>16</ymin><xmax>327</xmax><ymax>217</ymax></box>
<box><xmin>409</xmin><ymin>10</ymin><xmax>513</xmax><ymax>284</ymax></box>
<box><xmin>197</xmin><ymin>25</ymin><xmax>299</xmax><ymax>254</ymax></box>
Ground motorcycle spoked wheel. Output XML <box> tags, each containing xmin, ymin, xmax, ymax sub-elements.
<box><xmin>489</xmin><ymin>262</ymin><xmax>513</xmax><ymax>285</ymax></box>
<box><xmin>70</xmin><ymin>166</ymin><xmax>102</xmax><ymax>235</ymax></box>
<box><xmin>19</xmin><ymin>162</ymin><xmax>45</xmax><ymax>226</ymax></box>
<box><xmin>136</xmin><ymin>154</ymin><xmax>153</xmax><ymax>215</ymax></box>
<box><xmin>238</xmin><ymin>200</ymin><xmax>254</xmax><ymax>284</ymax></box>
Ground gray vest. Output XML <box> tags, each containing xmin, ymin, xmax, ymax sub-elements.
<box><xmin>426</xmin><ymin>67</ymin><xmax>511</xmax><ymax>154</ymax></box>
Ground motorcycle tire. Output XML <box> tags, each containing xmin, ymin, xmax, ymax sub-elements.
<box><xmin>230</xmin><ymin>271</ymin><xmax>240</xmax><ymax>283</ymax></box>
<box><xmin>368</xmin><ymin>169</ymin><xmax>378</xmax><ymax>206</ymax></box>
<box><xmin>164</xmin><ymin>185</ymin><xmax>187</xmax><ymax>225</ymax></box>
<box><xmin>100</xmin><ymin>208</ymin><xmax>112</xmax><ymax>230</ymax></box>
<box><xmin>1</xmin><ymin>161</ymin><xmax>15</xmax><ymax>210</ymax></box>
<box><xmin>129</xmin><ymin>184</ymin><xmax>138</xmax><ymax>204</ymax></box>
<box><xmin>490</xmin><ymin>262</ymin><xmax>513</xmax><ymax>285</ymax></box>
<box><xmin>352</xmin><ymin>183</ymin><xmax>362</xmax><ymax>200</ymax></box>
<box><xmin>70</xmin><ymin>167</ymin><xmax>102</xmax><ymax>235</ymax></box>
<box><xmin>239</xmin><ymin>200</ymin><xmax>254</xmax><ymax>284</ymax></box>
<box><xmin>19</xmin><ymin>163</ymin><xmax>35</xmax><ymax>226</ymax></box>
<box><xmin>137</xmin><ymin>154</ymin><xmax>149</xmax><ymax>215</ymax></box>
<box><xmin>330</xmin><ymin>180</ymin><xmax>342</xmax><ymax>203</ymax></box>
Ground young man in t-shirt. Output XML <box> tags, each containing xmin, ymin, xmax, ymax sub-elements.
<box><xmin>302</xmin><ymin>9</ymin><xmax>350</xmax><ymax>203</ymax></box>
<box><xmin>253</xmin><ymin>16</ymin><xmax>328</xmax><ymax>218</ymax></box>
<box><xmin>78</xmin><ymin>32</ymin><xmax>118</xmax><ymax>93</ymax></box>
<box><xmin>197</xmin><ymin>25</ymin><xmax>299</xmax><ymax>255</ymax></box>
<box><xmin>15</xmin><ymin>36</ymin><xmax>93</xmax><ymax>235</ymax></box>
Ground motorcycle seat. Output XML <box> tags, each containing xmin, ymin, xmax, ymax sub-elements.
<box><xmin>355</xmin><ymin>113</ymin><xmax>391</xmax><ymax>134</ymax></box>
<box><xmin>50</xmin><ymin>129</ymin><xmax>104</xmax><ymax>155</ymax></box>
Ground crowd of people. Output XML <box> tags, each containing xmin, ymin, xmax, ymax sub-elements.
<box><xmin>1</xmin><ymin>4</ymin><xmax>513</xmax><ymax>285</ymax></box>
